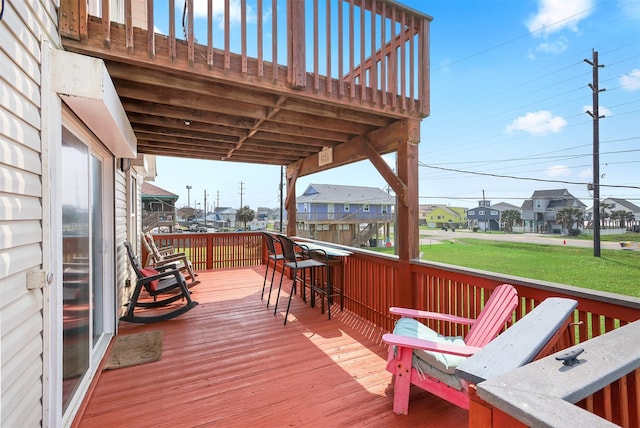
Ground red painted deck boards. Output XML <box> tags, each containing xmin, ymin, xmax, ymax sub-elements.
<box><xmin>76</xmin><ymin>267</ymin><xmax>467</xmax><ymax>427</ymax></box>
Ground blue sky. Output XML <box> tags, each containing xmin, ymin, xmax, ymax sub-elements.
<box><xmin>153</xmin><ymin>0</ymin><xmax>640</xmax><ymax>212</ymax></box>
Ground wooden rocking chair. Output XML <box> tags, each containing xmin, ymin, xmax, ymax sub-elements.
<box><xmin>142</xmin><ymin>233</ymin><xmax>199</xmax><ymax>286</ymax></box>
<box><xmin>382</xmin><ymin>283</ymin><xmax>518</xmax><ymax>414</ymax></box>
<box><xmin>122</xmin><ymin>242</ymin><xmax>199</xmax><ymax>323</ymax></box>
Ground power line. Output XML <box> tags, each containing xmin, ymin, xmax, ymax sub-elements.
<box><xmin>419</xmin><ymin>162</ymin><xmax>640</xmax><ymax>191</ymax></box>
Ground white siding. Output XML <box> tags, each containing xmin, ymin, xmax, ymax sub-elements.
<box><xmin>1</xmin><ymin>0</ymin><xmax>60</xmax><ymax>426</ymax></box>
<box><xmin>115</xmin><ymin>169</ymin><xmax>130</xmax><ymax>318</ymax></box>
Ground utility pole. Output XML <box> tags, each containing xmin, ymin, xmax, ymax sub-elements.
<box><xmin>186</xmin><ymin>185</ymin><xmax>192</xmax><ymax>207</ymax></box>
<box><xmin>203</xmin><ymin>190</ymin><xmax>208</xmax><ymax>227</ymax></box>
<box><xmin>279</xmin><ymin>166</ymin><xmax>284</xmax><ymax>232</ymax></box>
<box><xmin>239</xmin><ymin>181</ymin><xmax>244</xmax><ymax>208</ymax></box>
<box><xmin>585</xmin><ymin>49</ymin><xmax>605</xmax><ymax>258</ymax></box>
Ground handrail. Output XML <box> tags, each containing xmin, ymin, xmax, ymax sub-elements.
<box><xmin>476</xmin><ymin>320</ymin><xmax>640</xmax><ymax>427</ymax></box>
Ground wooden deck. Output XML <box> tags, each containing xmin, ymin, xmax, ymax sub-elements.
<box><xmin>76</xmin><ymin>267</ymin><xmax>467</xmax><ymax>427</ymax></box>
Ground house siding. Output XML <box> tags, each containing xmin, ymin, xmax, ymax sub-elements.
<box><xmin>1</xmin><ymin>0</ymin><xmax>60</xmax><ymax>426</ymax></box>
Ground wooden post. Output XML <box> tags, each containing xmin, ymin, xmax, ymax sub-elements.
<box><xmin>395</xmin><ymin>119</ymin><xmax>420</xmax><ymax>308</ymax></box>
<box><xmin>285</xmin><ymin>163</ymin><xmax>300</xmax><ymax>237</ymax></box>
<box><xmin>287</xmin><ymin>0</ymin><xmax>306</xmax><ymax>89</ymax></box>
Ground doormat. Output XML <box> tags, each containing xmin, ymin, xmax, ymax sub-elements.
<box><xmin>103</xmin><ymin>330</ymin><xmax>164</xmax><ymax>370</ymax></box>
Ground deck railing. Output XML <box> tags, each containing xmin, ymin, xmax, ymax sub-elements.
<box><xmin>150</xmin><ymin>232</ymin><xmax>640</xmax><ymax>426</ymax></box>
<box><xmin>61</xmin><ymin>0</ymin><xmax>431</xmax><ymax>116</ymax></box>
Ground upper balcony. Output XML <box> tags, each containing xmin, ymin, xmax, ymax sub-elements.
<box><xmin>60</xmin><ymin>0</ymin><xmax>431</xmax><ymax>171</ymax></box>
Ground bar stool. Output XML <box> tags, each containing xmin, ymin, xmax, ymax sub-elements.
<box><xmin>260</xmin><ymin>232</ymin><xmax>285</xmax><ymax>307</ymax></box>
<box><xmin>273</xmin><ymin>235</ymin><xmax>329</xmax><ymax>325</ymax></box>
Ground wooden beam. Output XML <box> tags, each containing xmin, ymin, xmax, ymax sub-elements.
<box><xmin>296</xmin><ymin>119</ymin><xmax>416</xmax><ymax>177</ymax></box>
<box><xmin>357</xmin><ymin>137</ymin><xmax>408</xmax><ymax>207</ymax></box>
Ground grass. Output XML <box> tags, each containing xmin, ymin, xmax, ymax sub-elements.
<box><xmin>377</xmin><ymin>238</ymin><xmax>640</xmax><ymax>297</ymax></box>
<box><xmin>425</xmin><ymin>239</ymin><xmax>640</xmax><ymax>297</ymax></box>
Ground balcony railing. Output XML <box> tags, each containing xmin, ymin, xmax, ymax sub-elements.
<box><xmin>296</xmin><ymin>211</ymin><xmax>394</xmax><ymax>223</ymax></box>
<box><xmin>148</xmin><ymin>231</ymin><xmax>640</xmax><ymax>426</ymax></box>
<box><xmin>61</xmin><ymin>0</ymin><xmax>431</xmax><ymax>117</ymax></box>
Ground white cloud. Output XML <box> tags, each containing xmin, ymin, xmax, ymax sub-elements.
<box><xmin>534</xmin><ymin>37</ymin><xmax>568</xmax><ymax>55</ymax></box>
<box><xmin>505</xmin><ymin>110</ymin><xmax>567</xmax><ymax>135</ymax></box>
<box><xmin>579</xmin><ymin>169</ymin><xmax>592</xmax><ymax>180</ymax></box>
<box><xmin>582</xmin><ymin>105</ymin><xmax>613</xmax><ymax>117</ymax></box>
<box><xmin>189</xmin><ymin>0</ymin><xmax>256</xmax><ymax>26</ymax></box>
<box><xmin>620</xmin><ymin>69</ymin><xmax>640</xmax><ymax>91</ymax></box>
<box><xmin>545</xmin><ymin>165</ymin><xmax>571</xmax><ymax>178</ymax></box>
<box><xmin>526</xmin><ymin>0</ymin><xmax>594</xmax><ymax>38</ymax></box>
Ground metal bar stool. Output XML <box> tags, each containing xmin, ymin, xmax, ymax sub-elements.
<box><xmin>261</xmin><ymin>232</ymin><xmax>285</xmax><ymax>307</ymax></box>
<box><xmin>273</xmin><ymin>235</ymin><xmax>328</xmax><ymax>325</ymax></box>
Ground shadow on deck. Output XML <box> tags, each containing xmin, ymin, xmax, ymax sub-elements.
<box><xmin>76</xmin><ymin>267</ymin><xmax>467</xmax><ymax>427</ymax></box>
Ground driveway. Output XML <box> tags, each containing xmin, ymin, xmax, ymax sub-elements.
<box><xmin>419</xmin><ymin>229</ymin><xmax>638</xmax><ymax>251</ymax></box>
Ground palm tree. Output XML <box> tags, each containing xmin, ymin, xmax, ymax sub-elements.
<box><xmin>236</xmin><ymin>205</ymin><xmax>255</xmax><ymax>229</ymax></box>
<box><xmin>555</xmin><ymin>208</ymin><xmax>584</xmax><ymax>235</ymax></box>
<box><xmin>599</xmin><ymin>202</ymin><xmax>614</xmax><ymax>228</ymax></box>
<box><xmin>501</xmin><ymin>209</ymin><xmax>522</xmax><ymax>233</ymax></box>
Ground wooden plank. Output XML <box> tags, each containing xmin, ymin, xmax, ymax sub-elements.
<box><xmin>207</xmin><ymin>1</ymin><xmax>213</xmax><ymax>68</ymax></box>
<box><xmin>125</xmin><ymin>0</ymin><xmax>133</xmax><ymax>49</ymax></box>
<box><xmin>169</xmin><ymin>0</ymin><xmax>176</xmax><ymax>61</ymax></box>
<box><xmin>257</xmin><ymin>0</ymin><xmax>263</xmax><ymax>78</ymax></box>
<box><xmin>146</xmin><ymin>0</ymin><xmax>154</xmax><ymax>57</ymax></box>
<box><xmin>242</xmin><ymin>0</ymin><xmax>247</xmax><ymax>76</ymax></box>
<box><xmin>102</xmin><ymin>0</ymin><xmax>111</xmax><ymax>48</ymax></box>
<box><xmin>287</xmin><ymin>0</ymin><xmax>306</xmax><ymax>89</ymax></box>
<box><xmin>75</xmin><ymin>268</ymin><xmax>467</xmax><ymax>427</ymax></box>
<box><xmin>456</xmin><ymin>298</ymin><xmax>578</xmax><ymax>385</ymax></box>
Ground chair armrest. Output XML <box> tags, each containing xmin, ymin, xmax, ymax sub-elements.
<box><xmin>382</xmin><ymin>333</ymin><xmax>481</xmax><ymax>357</ymax></box>
<box><xmin>159</xmin><ymin>252</ymin><xmax>188</xmax><ymax>262</ymax></box>
<box><xmin>158</xmin><ymin>246</ymin><xmax>174</xmax><ymax>255</ymax></box>
<box><xmin>138</xmin><ymin>267</ymin><xmax>180</xmax><ymax>283</ymax></box>
<box><xmin>390</xmin><ymin>307</ymin><xmax>476</xmax><ymax>325</ymax></box>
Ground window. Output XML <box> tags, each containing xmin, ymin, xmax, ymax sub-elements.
<box><xmin>491</xmin><ymin>210</ymin><xmax>498</xmax><ymax>216</ymax></box>
<box><xmin>479</xmin><ymin>210</ymin><xmax>485</xmax><ymax>215</ymax></box>
<box><xmin>344</xmin><ymin>203</ymin><xmax>349</xmax><ymax>212</ymax></box>
<box><xmin>468</xmin><ymin>210</ymin><xmax>475</xmax><ymax>215</ymax></box>
<box><xmin>363</xmin><ymin>203</ymin><xmax>370</xmax><ymax>212</ymax></box>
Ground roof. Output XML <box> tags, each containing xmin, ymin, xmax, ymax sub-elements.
<box><xmin>490</xmin><ymin>202</ymin><xmax>521</xmax><ymax>212</ymax></box>
<box><xmin>606</xmin><ymin>198</ymin><xmax>640</xmax><ymax>212</ymax></box>
<box><xmin>296</xmin><ymin>184</ymin><xmax>395</xmax><ymax>204</ymax></box>
<box><xmin>522</xmin><ymin>189</ymin><xmax>586</xmax><ymax>209</ymax></box>
<box><xmin>141</xmin><ymin>182</ymin><xmax>178</xmax><ymax>200</ymax></box>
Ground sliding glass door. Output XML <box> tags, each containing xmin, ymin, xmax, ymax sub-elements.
<box><xmin>61</xmin><ymin>127</ymin><xmax>112</xmax><ymax>412</ymax></box>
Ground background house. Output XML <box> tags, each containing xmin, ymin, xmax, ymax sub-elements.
<box><xmin>467</xmin><ymin>201</ymin><xmax>500</xmax><ymax>231</ymax></box>
<box><xmin>420</xmin><ymin>204</ymin><xmax>467</xmax><ymax>229</ymax></box>
<box><xmin>141</xmin><ymin>182</ymin><xmax>179</xmax><ymax>232</ymax></box>
<box><xmin>521</xmin><ymin>189</ymin><xmax>586</xmax><ymax>234</ymax></box>
<box><xmin>296</xmin><ymin>184</ymin><xmax>395</xmax><ymax>246</ymax></box>
<box><xmin>587</xmin><ymin>198</ymin><xmax>640</xmax><ymax>232</ymax></box>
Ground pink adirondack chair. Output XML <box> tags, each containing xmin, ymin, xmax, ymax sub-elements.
<box><xmin>382</xmin><ymin>283</ymin><xmax>518</xmax><ymax>415</ymax></box>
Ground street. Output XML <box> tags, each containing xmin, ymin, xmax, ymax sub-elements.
<box><xmin>419</xmin><ymin>229</ymin><xmax>639</xmax><ymax>251</ymax></box>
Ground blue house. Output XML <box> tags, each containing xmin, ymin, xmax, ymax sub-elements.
<box><xmin>466</xmin><ymin>200</ymin><xmax>501</xmax><ymax>231</ymax></box>
<box><xmin>296</xmin><ymin>184</ymin><xmax>395</xmax><ymax>246</ymax></box>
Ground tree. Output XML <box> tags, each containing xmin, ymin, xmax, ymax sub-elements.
<box><xmin>501</xmin><ymin>209</ymin><xmax>522</xmax><ymax>233</ymax></box>
<box><xmin>599</xmin><ymin>202</ymin><xmax>614</xmax><ymax>228</ymax></box>
<box><xmin>611</xmin><ymin>210</ymin><xmax>634</xmax><ymax>228</ymax></box>
<box><xmin>555</xmin><ymin>208</ymin><xmax>584</xmax><ymax>235</ymax></box>
<box><xmin>236</xmin><ymin>205</ymin><xmax>255</xmax><ymax>229</ymax></box>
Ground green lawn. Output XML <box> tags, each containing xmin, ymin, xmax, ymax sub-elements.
<box><xmin>377</xmin><ymin>239</ymin><xmax>640</xmax><ymax>297</ymax></box>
